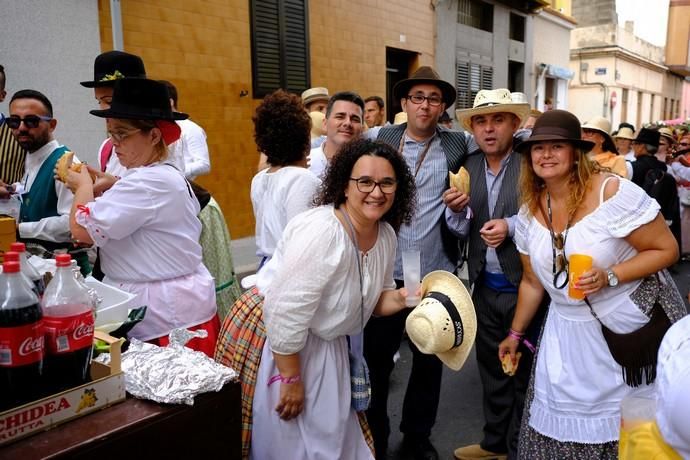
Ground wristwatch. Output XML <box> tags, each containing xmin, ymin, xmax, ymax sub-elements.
<box><xmin>605</xmin><ymin>268</ymin><xmax>619</xmax><ymax>287</ymax></box>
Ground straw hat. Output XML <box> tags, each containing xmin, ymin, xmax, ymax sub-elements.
<box><xmin>658</xmin><ymin>127</ymin><xmax>675</xmax><ymax>143</ymax></box>
<box><xmin>456</xmin><ymin>89</ymin><xmax>530</xmax><ymax>131</ymax></box>
<box><xmin>393</xmin><ymin>112</ymin><xmax>408</xmax><ymax>125</ymax></box>
<box><xmin>510</xmin><ymin>92</ymin><xmax>529</xmax><ymax>105</ymax></box>
<box><xmin>393</xmin><ymin>66</ymin><xmax>456</xmax><ymax>106</ymax></box>
<box><xmin>309</xmin><ymin>111</ymin><xmax>325</xmax><ymax>139</ymax></box>
<box><xmin>301</xmin><ymin>87</ymin><xmax>330</xmax><ymax>107</ymax></box>
<box><xmin>614</xmin><ymin>127</ymin><xmax>635</xmax><ymax>140</ymax></box>
<box><xmin>581</xmin><ymin>116</ymin><xmax>616</xmax><ymax>152</ymax></box>
<box><xmin>516</xmin><ymin>109</ymin><xmax>595</xmax><ymax>153</ymax></box>
<box><xmin>405</xmin><ymin>271</ymin><xmax>477</xmax><ymax>371</ymax></box>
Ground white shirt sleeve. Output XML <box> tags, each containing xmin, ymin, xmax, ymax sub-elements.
<box><xmin>180</xmin><ymin>121</ymin><xmax>211</xmax><ymax>179</ymax></box>
<box><xmin>670</xmin><ymin>162</ymin><xmax>690</xmax><ymax>182</ymax></box>
<box><xmin>18</xmin><ymin>179</ymin><xmax>73</xmax><ymax>243</ymax></box>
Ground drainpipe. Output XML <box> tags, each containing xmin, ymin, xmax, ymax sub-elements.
<box><xmin>578</xmin><ymin>56</ymin><xmax>608</xmax><ymax>118</ymax></box>
<box><xmin>110</xmin><ymin>0</ymin><xmax>124</xmax><ymax>50</ymax></box>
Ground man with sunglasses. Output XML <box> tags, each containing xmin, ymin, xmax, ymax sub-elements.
<box><xmin>364</xmin><ymin>66</ymin><xmax>470</xmax><ymax>460</ymax></box>
<box><xmin>0</xmin><ymin>89</ymin><xmax>87</xmax><ymax>271</ymax></box>
<box><xmin>0</xmin><ymin>64</ymin><xmax>27</xmax><ymax>185</ymax></box>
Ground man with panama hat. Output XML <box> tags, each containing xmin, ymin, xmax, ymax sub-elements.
<box><xmin>453</xmin><ymin>88</ymin><xmax>545</xmax><ymax>460</ymax></box>
<box><xmin>80</xmin><ymin>50</ymin><xmax>147</xmax><ymax>178</ymax></box>
<box><xmin>365</xmin><ymin>66</ymin><xmax>470</xmax><ymax>460</ymax></box>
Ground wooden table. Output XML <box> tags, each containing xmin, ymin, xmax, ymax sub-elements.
<box><xmin>0</xmin><ymin>382</ymin><xmax>241</xmax><ymax>459</ymax></box>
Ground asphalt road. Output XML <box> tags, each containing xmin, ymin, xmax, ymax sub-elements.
<box><xmin>383</xmin><ymin>259</ymin><xmax>690</xmax><ymax>460</ymax></box>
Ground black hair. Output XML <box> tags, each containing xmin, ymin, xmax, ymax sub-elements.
<box><xmin>10</xmin><ymin>89</ymin><xmax>53</xmax><ymax>117</ymax></box>
<box><xmin>316</xmin><ymin>138</ymin><xmax>416</xmax><ymax>232</ymax></box>
<box><xmin>158</xmin><ymin>80</ymin><xmax>178</xmax><ymax>108</ymax></box>
<box><xmin>325</xmin><ymin>91</ymin><xmax>365</xmax><ymax>119</ymax></box>
<box><xmin>0</xmin><ymin>65</ymin><xmax>5</xmax><ymax>91</ymax></box>
<box><xmin>618</xmin><ymin>122</ymin><xmax>635</xmax><ymax>133</ymax></box>
<box><xmin>364</xmin><ymin>96</ymin><xmax>384</xmax><ymax>109</ymax></box>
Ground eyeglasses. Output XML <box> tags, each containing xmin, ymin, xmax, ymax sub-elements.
<box><xmin>4</xmin><ymin>115</ymin><xmax>52</xmax><ymax>129</ymax></box>
<box><xmin>679</xmin><ymin>142</ymin><xmax>690</xmax><ymax>148</ymax></box>
<box><xmin>552</xmin><ymin>232</ymin><xmax>569</xmax><ymax>290</ymax></box>
<box><xmin>107</xmin><ymin>129</ymin><xmax>141</xmax><ymax>143</ymax></box>
<box><xmin>405</xmin><ymin>94</ymin><xmax>443</xmax><ymax>107</ymax></box>
<box><xmin>349</xmin><ymin>177</ymin><xmax>397</xmax><ymax>194</ymax></box>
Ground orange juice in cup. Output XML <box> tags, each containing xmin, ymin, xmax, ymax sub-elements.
<box><xmin>569</xmin><ymin>254</ymin><xmax>593</xmax><ymax>300</ymax></box>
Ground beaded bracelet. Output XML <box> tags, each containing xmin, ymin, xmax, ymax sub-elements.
<box><xmin>267</xmin><ymin>374</ymin><xmax>301</xmax><ymax>386</ymax></box>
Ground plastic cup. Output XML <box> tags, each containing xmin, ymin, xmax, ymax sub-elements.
<box><xmin>402</xmin><ymin>249</ymin><xmax>421</xmax><ymax>307</ymax></box>
<box><xmin>568</xmin><ymin>254</ymin><xmax>593</xmax><ymax>300</ymax></box>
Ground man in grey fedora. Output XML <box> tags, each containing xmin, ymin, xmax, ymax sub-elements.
<box><xmin>365</xmin><ymin>66</ymin><xmax>470</xmax><ymax>460</ymax></box>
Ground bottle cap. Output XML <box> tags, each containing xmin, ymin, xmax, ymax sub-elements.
<box><xmin>9</xmin><ymin>242</ymin><xmax>26</xmax><ymax>253</ymax></box>
<box><xmin>55</xmin><ymin>254</ymin><xmax>73</xmax><ymax>267</ymax></box>
<box><xmin>2</xmin><ymin>261</ymin><xmax>20</xmax><ymax>273</ymax></box>
<box><xmin>4</xmin><ymin>252</ymin><xmax>19</xmax><ymax>262</ymax></box>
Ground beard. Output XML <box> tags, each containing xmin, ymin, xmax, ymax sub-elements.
<box><xmin>16</xmin><ymin>130</ymin><xmax>51</xmax><ymax>152</ymax></box>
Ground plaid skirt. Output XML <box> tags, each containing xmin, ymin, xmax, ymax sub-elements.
<box><xmin>214</xmin><ymin>287</ymin><xmax>374</xmax><ymax>459</ymax></box>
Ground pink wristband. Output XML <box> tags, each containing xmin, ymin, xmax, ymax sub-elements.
<box><xmin>268</xmin><ymin>374</ymin><xmax>301</xmax><ymax>386</ymax></box>
<box><xmin>508</xmin><ymin>329</ymin><xmax>524</xmax><ymax>341</ymax></box>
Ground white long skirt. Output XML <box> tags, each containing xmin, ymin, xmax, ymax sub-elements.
<box><xmin>250</xmin><ymin>334</ymin><xmax>374</xmax><ymax>460</ymax></box>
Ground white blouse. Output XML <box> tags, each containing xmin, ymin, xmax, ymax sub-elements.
<box><xmin>257</xmin><ymin>205</ymin><xmax>397</xmax><ymax>355</ymax></box>
<box><xmin>251</xmin><ymin>166</ymin><xmax>320</xmax><ymax>260</ymax></box>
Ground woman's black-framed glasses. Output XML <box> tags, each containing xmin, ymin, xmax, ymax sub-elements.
<box><xmin>349</xmin><ymin>177</ymin><xmax>397</xmax><ymax>194</ymax></box>
<box><xmin>4</xmin><ymin>115</ymin><xmax>53</xmax><ymax>129</ymax></box>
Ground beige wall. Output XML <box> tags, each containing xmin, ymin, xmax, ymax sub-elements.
<box><xmin>665</xmin><ymin>2</ymin><xmax>690</xmax><ymax>70</ymax></box>
<box><xmin>99</xmin><ymin>0</ymin><xmax>434</xmax><ymax>238</ymax></box>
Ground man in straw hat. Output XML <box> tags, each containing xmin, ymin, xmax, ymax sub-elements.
<box><xmin>365</xmin><ymin>66</ymin><xmax>471</xmax><ymax>460</ymax></box>
<box><xmin>581</xmin><ymin>116</ymin><xmax>629</xmax><ymax>178</ymax></box>
<box><xmin>301</xmin><ymin>86</ymin><xmax>330</xmax><ymax>114</ymax></box>
<box><xmin>453</xmin><ymin>88</ymin><xmax>544</xmax><ymax>460</ymax></box>
<box><xmin>614</xmin><ymin>123</ymin><xmax>636</xmax><ymax>162</ymax></box>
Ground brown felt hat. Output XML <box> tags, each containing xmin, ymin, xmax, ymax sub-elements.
<box><xmin>393</xmin><ymin>66</ymin><xmax>456</xmax><ymax>106</ymax></box>
<box><xmin>516</xmin><ymin>109</ymin><xmax>595</xmax><ymax>153</ymax></box>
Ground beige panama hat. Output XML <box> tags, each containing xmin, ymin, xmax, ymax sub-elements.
<box><xmin>510</xmin><ymin>92</ymin><xmax>529</xmax><ymax>105</ymax></box>
<box><xmin>614</xmin><ymin>126</ymin><xmax>635</xmax><ymax>140</ymax></box>
<box><xmin>581</xmin><ymin>116</ymin><xmax>617</xmax><ymax>152</ymax></box>
<box><xmin>456</xmin><ymin>88</ymin><xmax>530</xmax><ymax>131</ymax></box>
<box><xmin>393</xmin><ymin>111</ymin><xmax>408</xmax><ymax>125</ymax></box>
<box><xmin>658</xmin><ymin>127</ymin><xmax>675</xmax><ymax>143</ymax></box>
<box><xmin>405</xmin><ymin>271</ymin><xmax>477</xmax><ymax>371</ymax></box>
<box><xmin>301</xmin><ymin>87</ymin><xmax>330</xmax><ymax>107</ymax></box>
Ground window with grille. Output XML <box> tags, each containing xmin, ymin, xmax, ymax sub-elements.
<box><xmin>456</xmin><ymin>61</ymin><xmax>493</xmax><ymax>109</ymax></box>
<box><xmin>457</xmin><ymin>0</ymin><xmax>493</xmax><ymax>32</ymax></box>
<box><xmin>250</xmin><ymin>0</ymin><xmax>311</xmax><ymax>98</ymax></box>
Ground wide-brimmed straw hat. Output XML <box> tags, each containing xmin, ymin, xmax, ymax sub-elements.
<box><xmin>393</xmin><ymin>66</ymin><xmax>456</xmax><ymax>106</ymax></box>
<box><xmin>581</xmin><ymin>116</ymin><xmax>617</xmax><ymax>152</ymax></box>
<box><xmin>456</xmin><ymin>89</ymin><xmax>530</xmax><ymax>131</ymax></box>
<box><xmin>301</xmin><ymin>87</ymin><xmax>330</xmax><ymax>107</ymax></box>
<box><xmin>405</xmin><ymin>271</ymin><xmax>477</xmax><ymax>371</ymax></box>
<box><xmin>90</xmin><ymin>78</ymin><xmax>188</xmax><ymax>121</ymax></box>
<box><xmin>516</xmin><ymin>109</ymin><xmax>594</xmax><ymax>153</ymax></box>
<box><xmin>614</xmin><ymin>126</ymin><xmax>635</xmax><ymax>140</ymax></box>
<box><xmin>80</xmin><ymin>51</ymin><xmax>146</xmax><ymax>88</ymax></box>
<box><xmin>658</xmin><ymin>127</ymin><xmax>675</xmax><ymax>143</ymax></box>
<box><xmin>393</xmin><ymin>112</ymin><xmax>408</xmax><ymax>125</ymax></box>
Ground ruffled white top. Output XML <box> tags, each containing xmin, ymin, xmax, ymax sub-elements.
<box><xmin>257</xmin><ymin>205</ymin><xmax>397</xmax><ymax>355</ymax></box>
<box><xmin>515</xmin><ymin>178</ymin><xmax>661</xmax><ymax>444</ymax></box>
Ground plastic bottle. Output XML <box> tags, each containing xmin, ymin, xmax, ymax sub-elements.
<box><xmin>41</xmin><ymin>254</ymin><xmax>95</xmax><ymax>393</ymax></box>
<box><xmin>10</xmin><ymin>242</ymin><xmax>45</xmax><ymax>296</ymax></box>
<box><xmin>0</xmin><ymin>261</ymin><xmax>44</xmax><ymax>410</ymax></box>
<box><xmin>3</xmin><ymin>251</ymin><xmax>36</xmax><ymax>294</ymax></box>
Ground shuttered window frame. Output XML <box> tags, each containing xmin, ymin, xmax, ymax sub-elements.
<box><xmin>250</xmin><ymin>0</ymin><xmax>311</xmax><ymax>98</ymax></box>
<box><xmin>456</xmin><ymin>61</ymin><xmax>493</xmax><ymax>109</ymax></box>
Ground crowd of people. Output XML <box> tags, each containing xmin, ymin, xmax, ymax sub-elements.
<box><xmin>2</xmin><ymin>52</ymin><xmax>690</xmax><ymax>460</ymax></box>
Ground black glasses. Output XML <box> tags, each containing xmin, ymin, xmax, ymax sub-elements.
<box><xmin>5</xmin><ymin>115</ymin><xmax>52</xmax><ymax>129</ymax></box>
<box><xmin>552</xmin><ymin>232</ymin><xmax>569</xmax><ymax>289</ymax></box>
<box><xmin>405</xmin><ymin>94</ymin><xmax>443</xmax><ymax>107</ymax></box>
<box><xmin>349</xmin><ymin>177</ymin><xmax>397</xmax><ymax>194</ymax></box>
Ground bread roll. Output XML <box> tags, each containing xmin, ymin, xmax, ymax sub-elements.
<box><xmin>449</xmin><ymin>166</ymin><xmax>470</xmax><ymax>195</ymax></box>
<box><xmin>501</xmin><ymin>352</ymin><xmax>522</xmax><ymax>376</ymax></box>
<box><xmin>56</xmin><ymin>151</ymin><xmax>95</xmax><ymax>183</ymax></box>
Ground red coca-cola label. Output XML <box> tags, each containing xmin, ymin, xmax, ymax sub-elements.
<box><xmin>43</xmin><ymin>311</ymin><xmax>94</xmax><ymax>354</ymax></box>
<box><xmin>0</xmin><ymin>322</ymin><xmax>44</xmax><ymax>367</ymax></box>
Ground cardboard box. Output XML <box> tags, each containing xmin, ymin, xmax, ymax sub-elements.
<box><xmin>0</xmin><ymin>331</ymin><xmax>125</xmax><ymax>446</ymax></box>
<box><xmin>0</xmin><ymin>217</ymin><xmax>16</xmax><ymax>262</ymax></box>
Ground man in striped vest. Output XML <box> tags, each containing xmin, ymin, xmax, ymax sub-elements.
<box><xmin>0</xmin><ymin>64</ymin><xmax>27</xmax><ymax>184</ymax></box>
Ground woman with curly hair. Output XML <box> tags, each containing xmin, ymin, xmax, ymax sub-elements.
<box><xmin>251</xmin><ymin>89</ymin><xmax>321</xmax><ymax>270</ymax></box>
<box><xmin>249</xmin><ymin>138</ymin><xmax>416</xmax><ymax>459</ymax></box>
<box><xmin>498</xmin><ymin>110</ymin><xmax>685</xmax><ymax>458</ymax></box>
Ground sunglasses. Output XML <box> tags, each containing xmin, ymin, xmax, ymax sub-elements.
<box><xmin>5</xmin><ymin>115</ymin><xmax>52</xmax><ymax>129</ymax></box>
<box><xmin>552</xmin><ymin>232</ymin><xmax>569</xmax><ymax>289</ymax></box>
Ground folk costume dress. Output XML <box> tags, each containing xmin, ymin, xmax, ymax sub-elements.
<box><xmin>515</xmin><ymin>177</ymin><xmax>665</xmax><ymax>457</ymax></box>
<box><xmin>251</xmin><ymin>205</ymin><xmax>397</xmax><ymax>460</ymax></box>
<box><xmin>75</xmin><ymin>162</ymin><xmax>218</xmax><ymax>353</ymax></box>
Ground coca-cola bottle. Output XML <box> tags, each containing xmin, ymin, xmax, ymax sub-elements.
<box><xmin>3</xmin><ymin>251</ymin><xmax>36</xmax><ymax>294</ymax></box>
<box><xmin>10</xmin><ymin>242</ymin><xmax>45</xmax><ymax>296</ymax></box>
<box><xmin>0</xmin><ymin>260</ymin><xmax>44</xmax><ymax>410</ymax></box>
<box><xmin>42</xmin><ymin>254</ymin><xmax>95</xmax><ymax>393</ymax></box>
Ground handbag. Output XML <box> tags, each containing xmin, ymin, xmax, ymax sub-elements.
<box><xmin>584</xmin><ymin>274</ymin><xmax>672</xmax><ymax>387</ymax></box>
<box><xmin>341</xmin><ymin>208</ymin><xmax>372</xmax><ymax>411</ymax></box>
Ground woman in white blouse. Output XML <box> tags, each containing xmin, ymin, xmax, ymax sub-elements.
<box><xmin>498</xmin><ymin>110</ymin><xmax>684</xmax><ymax>458</ymax></box>
<box><xmin>66</xmin><ymin>78</ymin><xmax>218</xmax><ymax>356</ymax></box>
<box><xmin>250</xmin><ymin>89</ymin><xmax>321</xmax><ymax>269</ymax></box>
<box><xmin>250</xmin><ymin>138</ymin><xmax>416</xmax><ymax>459</ymax></box>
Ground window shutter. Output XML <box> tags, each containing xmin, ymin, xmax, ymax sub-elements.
<box><xmin>456</xmin><ymin>62</ymin><xmax>471</xmax><ymax>109</ymax></box>
<box><xmin>456</xmin><ymin>61</ymin><xmax>493</xmax><ymax>109</ymax></box>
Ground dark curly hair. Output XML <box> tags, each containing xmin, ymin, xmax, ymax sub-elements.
<box><xmin>316</xmin><ymin>138</ymin><xmax>416</xmax><ymax>232</ymax></box>
<box><xmin>253</xmin><ymin>89</ymin><xmax>311</xmax><ymax>166</ymax></box>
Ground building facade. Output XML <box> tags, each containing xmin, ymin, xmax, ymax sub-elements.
<box><xmin>665</xmin><ymin>0</ymin><xmax>690</xmax><ymax>122</ymax></box>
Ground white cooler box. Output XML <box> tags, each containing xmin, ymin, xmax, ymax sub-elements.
<box><xmin>85</xmin><ymin>277</ymin><xmax>137</xmax><ymax>331</ymax></box>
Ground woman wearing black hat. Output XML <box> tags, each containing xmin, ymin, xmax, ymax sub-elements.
<box><xmin>65</xmin><ymin>78</ymin><xmax>218</xmax><ymax>356</ymax></box>
<box><xmin>497</xmin><ymin>110</ymin><xmax>685</xmax><ymax>457</ymax></box>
